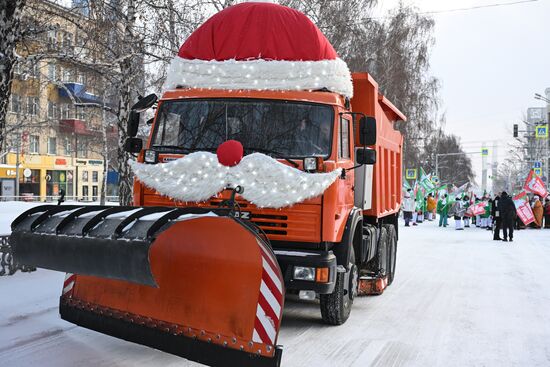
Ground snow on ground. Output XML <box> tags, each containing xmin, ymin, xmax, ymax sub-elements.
<box><xmin>1</xmin><ymin>202</ymin><xmax>550</xmax><ymax>366</ymax></box>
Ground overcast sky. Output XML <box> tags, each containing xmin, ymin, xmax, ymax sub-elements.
<box><xmin>377</xmin><ymin>0</ymin><xmax>550</xmax><ymax>185</ymax></box>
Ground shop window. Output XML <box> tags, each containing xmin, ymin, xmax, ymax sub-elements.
<box><xmin>27</xmin><ymin>97</ymin><xmax>39</xmax><ymax>116</ymax></box>
<box><xmin>48</xmin><ymin>137</ymin><xmax>57</xmax><ymax>155</ymax></box>
<box><xmin>29</xmin><ymin>135</ymin><xmax>39</xmax><ymax>154</ymax></box>
<box><xmin>92</xmin><ymin>185</ymin><xmax>98</xmax><ymax>201</ymax></box>
<box><xmin>48</xmin><ymin>101</ymin><xmax>57</xmax><ymax>119</ymax></box>
<box><xmin>92</xmin><ymin>171</ymin><xmax>98</xmax><ymax>182</ymax></box>
<box><xmin>82</xmin><ymin>171</ymin><xmax>88</xmax><ymax>182</ymax></box>
<box><xmin>10</xmin><ymin>94</ymin><xmax>22</xmax><ymax>113</ymax></box>
<box><xmin>82</xmin><ymin>185</ymin><xmax>89</xmax><ymax>200</ymax></box>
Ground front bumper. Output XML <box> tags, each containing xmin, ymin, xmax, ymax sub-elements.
<box><xmin>274</xmin><ymin>250</ymin><xmax>337</xmax><ymax>294</ymax></box>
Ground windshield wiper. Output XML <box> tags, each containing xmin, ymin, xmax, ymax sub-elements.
<box><xmin>244</xmin><ymin>147</ymin><xmax>299</xmax><ymax>168</ymax></box>
<box><xmin>152</xmin><ymin>145</ymin><xmax>217</xmax><ymax>153</ymax></box>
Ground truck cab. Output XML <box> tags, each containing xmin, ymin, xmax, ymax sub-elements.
<box><xmin>131</xmin><ymin>73</ymin><xmax>404</xmax><ymax>324</ymax></box>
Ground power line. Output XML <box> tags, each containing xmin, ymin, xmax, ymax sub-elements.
<box><xmin>419</xmin><ymin>0</ymin><xmax>539</xmax><ymax>15</ymax></box>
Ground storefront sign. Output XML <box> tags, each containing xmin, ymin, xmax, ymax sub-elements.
<box><xmin>23</xmin><ymin>168</ymin><xmax>32</xmax><ymax>178</ymax></box>
<box><xmin>55</xmin><ymin>158</ymin><xmax>68</xmax><ymax>166</ymax></box>
<box><xmin>76</xmin><ymin>160</ymin><xmax>87</xmax><ymax>165</ymax></box>
<box><xmin>89</xmin><ymin>160</ymin><xmax>103</xmax><ymax>165</ymax></box>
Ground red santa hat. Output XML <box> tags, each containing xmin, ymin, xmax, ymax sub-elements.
<box><xmin>163</xmin><ymin>2</ymin><xmax>353</xmax><ymax>97</ymax></box>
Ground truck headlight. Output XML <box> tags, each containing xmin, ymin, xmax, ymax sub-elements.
<box><xmin>303</xmin><ymin>157</ymin><xmax>317</xmax><ymax>172</ymax></box>
<box><xmin>144</xmin><ymin>149</ymin><xmax>158</xmax><ymax>164</ymax></box>
<box><xmin>293</xmin><ymin>266</ymin><xmax>315</xmax><ymax>281</ymax></box>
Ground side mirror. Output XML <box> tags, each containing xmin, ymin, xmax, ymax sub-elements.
<box><xmin>127</xmin><ymin>111</ymin><xmax>140</xmax><ymax>137</ymax></box>
<box><xmin>131</xmin><ymin>93</ymin><xmax>157</xmax><ymax>113</ymax></box>
<box><xmin>359</xmin><ymin>116</ymin><xmax>376</xmax><ymax>146</ymax></box>
<box><xmin>356</xmin><ymin>148</ymin><xmax>376</xmax><ymax>165</ymax></box>
<box><xmin>124</xmin><ymin>137</ymin><xmax>142</xmax><ymax>153</ymax></box>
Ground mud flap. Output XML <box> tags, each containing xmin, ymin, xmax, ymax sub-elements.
<box><xmin>10</xmin><ymin>205</ymin><xmax>285</xmax><ymax>367</ymax></box>
<box><xmin>357</xmin><ymin>275</ymin><xmax>388</xmax><ymax>296</ymax></box>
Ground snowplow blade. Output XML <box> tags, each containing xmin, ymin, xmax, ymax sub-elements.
<box><xmin>10</xmin><ymin>205</ymin><xmax>285</xmax><ymax>367</ymax></box>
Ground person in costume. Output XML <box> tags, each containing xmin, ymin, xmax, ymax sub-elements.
<box><xmin>479</xmin><ymin>200</ymin><xmax>491</xmax><ymax>229</ymax></box>
<box><xmin>462</xmin><ymin>195</ymin><xmax>471</xmax><ymax>228</ymax></box>
<box><xmin>498</xmin><ymin>191</ymin><xmax>516</xmax><ymax>242</ymax></box>
<box><xmin>491</xmin><ymin>193</ymin><xmax>502</xmax><ymax>240</ymax></box>
<box><xmin>450</xmin><ymin>197</ymin><xmax>465</xmax><ymax>230</ymax></box>
<box><xmin>426</xmin><ymin>193</ymin><xmax>436</xmax><ymax>221</ymax></box>
<box><xmin>544</xmin><ymin>197</ymin><xmax>550</xmax><ymax>229</ymax></box>
<box><xmin>485</xmin><ymin>198</ymin><xmax>493</xmax><ymax>231</ymax></box>
<box><xmin>402</xmin><ymin>189</ymin><xmax>415</xmax><ymax>227</ymax></box>
<box><xmin>437</xmin><ymin>194</ymin><xmax>448</xmax><ymax>227</ymax></box>
<box><xmin>531</xmin><ymin>195</ymin><xmax>543</xmax><ymax>229</ymax></box>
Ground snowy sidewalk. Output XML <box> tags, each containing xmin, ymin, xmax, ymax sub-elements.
<box><xmin>1</xmin><ymin>208</ymin><xmax>550</xmax><ymax>366</ymax></box>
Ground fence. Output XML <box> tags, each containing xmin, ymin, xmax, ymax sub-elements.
<box><xmin>0</xmin><ymin>196</ymin><xmax>120</xmax><ymax>203</ymax></box>
<box><xmin>0</xmin><ymin>235</ymin><xmax>36</xmax><ymax>276</ymax></box>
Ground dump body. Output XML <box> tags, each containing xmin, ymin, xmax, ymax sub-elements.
<box><xmin>350</xmin><ymin>73</ymin><xmax>405</xmax><ymax>219</ymax></box>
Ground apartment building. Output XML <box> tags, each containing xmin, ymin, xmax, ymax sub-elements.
<box><xmin>0</xmin><ymin>0</ymin><xmax>116</xmax><ymax>201</ymax></box>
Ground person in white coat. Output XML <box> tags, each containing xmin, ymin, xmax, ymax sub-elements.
<box><xmin>402</xmin><ymin>189</ymin><xmax>415</xmax><ymax>227</ymax></box>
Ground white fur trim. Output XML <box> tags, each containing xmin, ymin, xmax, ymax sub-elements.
<box><xmin>162</xmin><ymin>57</ymin><xmax>353</xmax><ymax>98</ymax></box>
<box><xmin>129</xmin><ymin>152</ymin><xmax>342</xmax><ymax>208</ymax></box>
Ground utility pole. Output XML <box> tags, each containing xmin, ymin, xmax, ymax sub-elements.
<box><xmin>15</xmin><ymin>135</ymin><xmax>20</xmax><ymax>198</ymax></box>
<box><xmin>481</xmin><ymin>142</ymin><xmax>487</xmax><ymax>193</ymax></box>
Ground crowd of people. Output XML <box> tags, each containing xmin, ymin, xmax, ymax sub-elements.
<box><xmin>402</xmin><ymin>188</ymin><xmax>550</xmax><ymax>242</ymax></box>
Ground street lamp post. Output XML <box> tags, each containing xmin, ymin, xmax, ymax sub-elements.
<box><xmin>533</xmin><ymin>93</ymin><xmax>550</xmax><ymax>184</ymax></box>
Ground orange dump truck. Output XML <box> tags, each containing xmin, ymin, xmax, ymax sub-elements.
<box><xmin>10</xmin><ymin>3</ymin><xmax>405</xmax><ymax>367</ymax></box>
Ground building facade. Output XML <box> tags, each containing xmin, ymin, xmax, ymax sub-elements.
<box><xmin>0</xmin><ymin>0</ymin><xmax>116</xmax><ymax>201</ymax></box>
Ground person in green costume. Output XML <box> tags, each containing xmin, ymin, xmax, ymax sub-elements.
<box><xmin>437</xmin><ymin>194</ymin><xmax>449</xmax><ymax>227</ymax></box>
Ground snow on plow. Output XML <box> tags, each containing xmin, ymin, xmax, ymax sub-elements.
<box><xmin>10</xmin><ymin>205</ymin><xmax>284</xmax><ymax>367</ymax></box>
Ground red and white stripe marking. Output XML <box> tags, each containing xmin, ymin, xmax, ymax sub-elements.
<box><xmin>62</xmin><ymin>273</ymin><xmax>76</xmax><ymax>297</ymax></box>
<box><xmin>252</xmin><ymin>239</ymin><xmax>284</xmax><ymax>346</ymax></box>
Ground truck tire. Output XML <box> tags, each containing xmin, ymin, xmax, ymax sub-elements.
<box><xmin>384</xmin><ymin>224</ymin><xmax>397</xmax><ymax>285</ymax></box>
<box><xmin>320</xmin><ymin>248</ymin><xmax>358</xmax><ymax>325</ymax></box>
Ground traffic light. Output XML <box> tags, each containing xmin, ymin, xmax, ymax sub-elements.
<box><xmin>513</xmin><ymin>124</ymin><xmax>518</xmax><ymax>137</ymax></box>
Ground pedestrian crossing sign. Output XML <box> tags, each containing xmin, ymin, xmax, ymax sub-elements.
<box><xmin>535</xmin><ymin>125</ymin><xmax>548</xmax><ymax>139</ymax></box>
<box><xmin>405</xmin><ymin>169</ymin><xmax>417</xmax><ymax>180</ymax></box>
<box><xmin>533</xmin><ymin>161</ymin><xmax>542</xmax><ymax>169</ymax></box>
<box><xmin>481</xmin><ymin>148</ymin><xmax>489</xmax><ymax>156</ymax></box>
<box><xmin>534</xmin><ymin>168</ymin><xmax>543</xmax><ymax>176</ymax></box>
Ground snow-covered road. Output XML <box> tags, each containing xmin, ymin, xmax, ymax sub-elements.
<box><xmin>1</xmin><ymin>204</ymin><xmax>550</xmax><ymax>366</ymax></box>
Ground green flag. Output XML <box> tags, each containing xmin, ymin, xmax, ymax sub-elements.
<box><xmin>419</xmin><ymin>167</ymin><xmax>435</xmax><ymax>191</ymax></box>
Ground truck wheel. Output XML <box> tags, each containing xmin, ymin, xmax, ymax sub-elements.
<box><xmin>384</xmin><ymin>224</ymin><xmax>397</xmax><ymax>285</ymax></box>
<box><xmin>320</xmin><ymin>248</ymin><xmax>357</xmax><ymax>325</ymax></box>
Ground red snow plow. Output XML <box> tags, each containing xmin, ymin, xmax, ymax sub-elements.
<box><xmin>10</xmin><ymin>204</ymin><xmax>284</xmax><ymax>367</ymax></box>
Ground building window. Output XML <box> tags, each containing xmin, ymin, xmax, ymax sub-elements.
<box><xmin>47</xmin><ymin>29</ymin><xmax>57</xmax><ymax>46</ymax></box>
<box><xmin>77</xmin><ymin>73</ymin><xmax>85</xmax><ymax>84</ymax></box>
<box><xmin>13</xmin><ymin>62</ymin><xmax>23</xmax><ymax>76</ymax></box>
<box><xmin>64</xmin><ymin>137</ymin><xmax>72</xmax><ymax>155</ymax></box>
<box><xmin>48</xmin><ymin>101</ymin><xmax>57</xmax><ymax>119</ymax></box>
<box><xmin>82</xmin><ymin>185</ymin><xmax>89</xmax><ymax>200</ymax></box>
<box><xmin>61</xmin><ymin>67</ymin><xmax>72</xmax><ymax>82</ymax></box>
<box><xmin>47</xmin><ymin>137</ymin><xmax>57</xmax><ymax>155</ymax></box>
<box><xmin>59</xmin><ymin>104</ymin><xmax>72</xmax><ymax>119</ymax></box>
<box><xmin>48</xmin><ymin>63</ymin><xmax>56</xmax><ymax>80</ymax></box>
<box><xmin>77</xmin><ymin>138</ymin><xmax>88</xmax><ymax>158</ymax></box>
<box><xmin>29</xmin><ymin>135</ymin><xmax>39</xmax><ymax>154</ymax></box>
<box><xmin>92</xmin><ymin>171</ymin><xmax>98</xmax><ymax>182</ymax></box>
<box><xmin>92</xmin><ymin>185</ymin><xmax>98</xmax><ymax>201</ymax></box>
<box><xmin>10</xmin><ymin>94</ymin><xmax>22</xmax><ymax>113</ymax></box>
<box><xmin>27</xmin><ymin>97</ymin><xmax>39</xmax><ymax>116</ymax></box>
<box><xmin>62</xmin><ymin>32</ymin><xmax>73</xmax><ymax>49</ymax></box>
<box><xmin>76</xmin><ymin>106</ymin><xmax>86</xmax><ymax>120</ymax></box>
<box><xmin>30</xmin><ymin>61</ymin><xmax>39</xmax><ymax>78</ymax></box>
<box><xmin>82</xmin><ymin>171</ymin><xmax>88</xmax><ymax>182</ymax></box>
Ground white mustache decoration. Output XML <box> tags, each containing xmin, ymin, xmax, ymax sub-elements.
<box><xmin>129</xmin><ymin>152</ymin><xmax>341</xmax><ymax>209</ymax></box>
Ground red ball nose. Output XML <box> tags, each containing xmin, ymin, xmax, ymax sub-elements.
<box><xmin>216</xmin><ymin>140</ymin><xmax>244</xmax><ymax>167</ymax></box>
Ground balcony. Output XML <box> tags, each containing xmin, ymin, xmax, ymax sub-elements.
<box><xmin>59</xmin><ymin>119</ymin><xmax>95</xmax><ymax>135</ymax></box>
<box><xmin>58</xmin><ymin>83</ymin><xmax>101</xmax><ymax>104</ymax></box>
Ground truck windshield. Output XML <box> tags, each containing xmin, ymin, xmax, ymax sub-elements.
<box><xmin>151</xmin><ymin>99</ymin><xmax>334</xmax><ymax>158</ymax></box>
